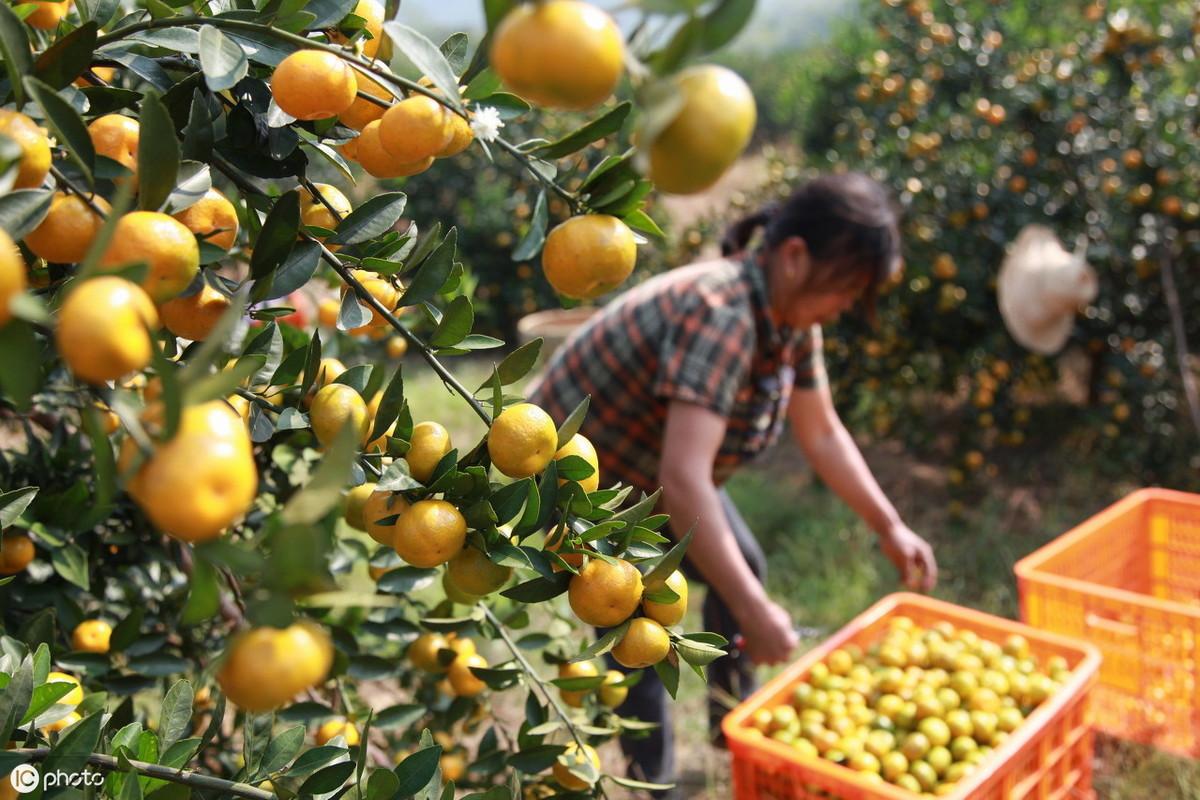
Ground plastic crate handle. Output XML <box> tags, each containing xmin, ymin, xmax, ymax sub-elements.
<box><xmin>1085</xmin><ymin>612</ymin><xmax>1139</xmax><ymax>638</ymax></box>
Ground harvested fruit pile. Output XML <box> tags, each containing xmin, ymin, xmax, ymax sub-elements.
<box><xmin>742</xmin><ymin>615</ymin><xmax>1072</xmax><ymax>796</ymax></box>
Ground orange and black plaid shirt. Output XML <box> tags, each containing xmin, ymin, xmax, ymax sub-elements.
<box><xmin>526</xmin><ymin>255</ymin><xmax>824</xmax><ymax>495</ymax></box>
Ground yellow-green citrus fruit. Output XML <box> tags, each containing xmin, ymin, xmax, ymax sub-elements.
<box><xmin>542</xmin><ymin>215</ymin><xmax>636</xmax><ymax>300</ymax></box>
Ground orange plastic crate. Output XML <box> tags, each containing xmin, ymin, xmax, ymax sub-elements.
<box><xmin>721</xmin><ymin>593</ymin><xmax>1100</xmax><ymax>800</ymax></box>
<box><xmin>1015</xmin><ymin>488</ymin><xmax>1200</xmax><ymax>757</ymax></box>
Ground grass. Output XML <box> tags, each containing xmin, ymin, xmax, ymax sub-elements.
<box><xmin>398</xmin><ymin>358</ymin><xmax>1200</xmax><ymax>798</ymax></box>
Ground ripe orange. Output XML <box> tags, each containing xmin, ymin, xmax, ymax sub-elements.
<box><xmin>71</xmin><ymin>620</ymin><xmax>112</xmax><ymax>653</ymax></box>
<box><xmin>332</xmin><ymin>0</ymin><xmax>384</xmax><ymax>57</ymax></box>
<box><xmin>378</xmin><ymin>95</ymin><xmax>453</xmax><ymax>163</ymax></box>
<box><xmin>598</xmin><ymin>669</ymin><xmax>627</xmax><ymax>708</ymax></box>
<box><xmin>218</xmin><ymin>621</ymin><xmax>333</xmax><ymax>711</ymax></box>
<box><xmin>487</xmin><ymin>402</ymin><xmax>558</xmax><ymax>478</ymax></box>
<box><xmin>437</xmin><ymin>112</ymin><xmax>474</xmax><ymax>158</ymax></box>
<box><xmin>173</xmin><ymin>188</ymin><xmax>239</xmax><ymax>251</ymax></box>
<box><xmin>159</xmin><ymin>282</ymin><xmax>231</xmax><ymax>341</ymax></box>
<box><xmin>644</xmin><ymin>65</ymin><xmax>756</xmax><ymax>195</ymax></box>
<box><xmin>88</xmin><ymin>114</ymin><xmax>139</xmax><ymax>181</ymax></box>
<box><xmin>309</xmin><ymin>383</ymin><xmax>370</xmax><ymax>448</ymax></box>
<box><xmin>406</xmin><ymin>421</ymin><xmax>452</xmax><ymax>482</ymax></box>
<box><xmin>408</xmin><ymin>632</ymin><xmax>451</xmax><ymax>672</ymax></box>
<box><xmin>23</xmin><ymin>192</ymin><xmax>111</xmax><ymax>264</ymax></box>
<box><xmin>490</xmin><ymin>0</ymin><xmax>624</xmax><ymax>111</ymax></box>
<box><xmin>99</xmin><ymin>211</ymin><xmax>200</xmax><ymax>302</ymax></box>
<box><xmin>24</xmin><ymin>0</ymin><xmax>72</xmax><ymax>29</ymax></box>
<box><xmin>362</xmin><ymin>489</ymin><xmax>408</xmax><ymax>545</ymax></box>
<box><xmin>642</xmin><ymin>569</ymin><xmax>688</xmax><ymax>626</ymax></box>
<box><xmin>393</xmin><ymin>499</ymin><xmax>466</xmax><ymax>568</ymax></box>
<box><xmin>447</xmin><ymin>652</ymin><xmax>488</xmax><ymax>696</ymax></box>
<box><xmin>315</xmin><ymin>719</ymin><xmax>360</xmax><ymax>746</ymax></box>
<box><xmin>0</xmin><ymin>110</ymin><xmax>51</xmax><ymax>189</ymax></box>
<box><xmin>551</xmin><ymin>742</ymin><xmax>600</xmax><ymax>790</ymax></box>
<box><xmin>542</xmin><ymin>215</ymin><xmax>636</xmax><ymax>299</ymax></box>
<box><xmin>446</xmin><ymin>546</ymin><xmax>512</xmax><ymax>596</ymax></box>
<box><xmin>554</xmin><ymin>432</ymin><xmax>599</xmax><ymax>492</ymax></box>
<box><xmin>567</xmin><ymin>557</ymin><xmax>643</xmax><ymax>627</ymax></box>
<box><xmin>611</xmin><ymin>617</ymin><xmax>670</xmax><ymax>668</ymax></box>
<box><xmin>0</xmin><ymin>228</ymin><xmax>26</xmax><ymax>326</ymax></box>
<box><xmin>342</xmin><ymin>481</ymin><xmax>376</xmax><ymax>531</ymax></box>
<box><xmin>0</xmin><ymin>531</ymin><xmax>35</xmax><ymax>574</ymax></box>
<box><xmin>338</xmin><ymin>72</ymin><xmax>391</xmax><ymax>130</ymax></box>
<box><xmin>558</xmin><ymin>660</ymin><xmax>598</xmax><ymax>708</ymax></box>
<box><xmin>56</xmin><ymin>276</ymin><xmax>158</xmax><ymax>384</ymax></box>
<box><xmin>300</xmin><ymin>182</ymin><xmax>352</xmax><ymax>237</ymax></box>
<box><xmin>353</xmin><ymin>119</ymin><xmax>435</xmax><ymax>179</ymax></box>
<box><xmin>386</xmin><ymin>336</ymin><xmax>408</xmax><ymax>359</ymax></box>
<box><xmin>272</xmin><ymin>51</ymin><xmax>358</xmax><ymax>121</ymax></box>
<box><xmin>46</xmin><ymin>671</ymin><xmax>83</xmax><ymax>705</ymax></box>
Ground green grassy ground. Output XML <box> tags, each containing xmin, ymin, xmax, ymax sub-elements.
<box><xmin>396</xmin><ymin>357</ymin><xmax>1200</xmax><ymax>798</ymax></box>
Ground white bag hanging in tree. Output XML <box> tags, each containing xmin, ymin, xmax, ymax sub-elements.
<box><xmin>997</xmin><ymin>225</ymin><xmax>1099</xmax><ymax>355</ymax></box>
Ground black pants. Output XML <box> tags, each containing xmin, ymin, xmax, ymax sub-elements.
<box><xmin>602</xmin><ymin>489</ymin><xmax>767</xmax><ymax>795</ymax></box>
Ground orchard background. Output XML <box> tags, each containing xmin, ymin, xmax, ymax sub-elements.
<box><xmin>0</xmin><ymin>1</ymin><xmax>1198</xmax><ymax>800</ymax></box>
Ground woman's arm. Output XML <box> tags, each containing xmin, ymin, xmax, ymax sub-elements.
<box><xmin>788</xmin><ymin>384</ymin><xmax>938</xmax><ymax>591</ymax></box>
<box><xmin>659</xmin><ymin>400</ymin><xmax>797</xmax><ymax>664</ymax></box>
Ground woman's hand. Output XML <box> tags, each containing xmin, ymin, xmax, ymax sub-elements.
<box><xmin>733</xmin><ymin>596</ymin><xmax>798</xmax><ymax>665</ymax></box>
<box><xmin>879</xmin><ymin>523</ymin><xmax>938</xmax><ymax>592</ymax></box>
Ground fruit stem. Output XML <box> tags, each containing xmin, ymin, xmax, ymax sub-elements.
<box><xmin>8</xmin><ymin>748</ymin><xmax>275</xmax><ymax>800</ymax></box>
<box><xmin>479</xmin><ymin>604</ymin><xmax>611</xmax><ymax>798</ymax></box>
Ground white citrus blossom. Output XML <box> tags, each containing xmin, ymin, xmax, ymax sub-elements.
<box><xmin>469</xmin><ymin>106</ymin><xmax>504</xmax><ymax>142</ymax></box>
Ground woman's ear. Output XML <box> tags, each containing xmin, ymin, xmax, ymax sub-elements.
<box><xmin>778</xmin><ymin>236</ymin><xmax>810</xmax><ymax>287</ymax></box>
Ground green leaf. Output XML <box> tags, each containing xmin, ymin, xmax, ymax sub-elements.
<box><xmin>181</xmin><ymin>89</ymin><xmax>214</xmax><ymax>162</ymax></box>
<box><xmin>382</xmin><ymin>23</ymin><xmax>462</xmax><ymax>111</ymax></box>
<box><xmin>109</xmin><ymin>608</ymin><xmax>144</xmax><ymax>653</ymax></box>
<box><xmin>0</xmin><ymin>487</ymin><xmax>37</xmax><ymax>527</ymax></box>
<box><xmin>430</xmin><ymin>295</ymin><xmax>473</xmax><ymax>348</ymax></box>
<box><xmin>81</xmin><ymin>405</ymin><xmax>116</xmax><ymax>514</ymax></box>
<box><xmin>0</xmin><ymin>188</ymin><xmax>53</xmax><ymax>238</ymax></box>
<box><xmin>337</xmin><ymin>288</ymin><xmax>371</xmax><ymax>331</ymax></box>
<box><xmin>198</xmin><ymin>24</ymin><xmax>248</xmax><ymax>91</ymax></box>
<box><xmin>510</xmin><ymin>190</ymin><xmax>547</xmax><ymax>261</ymax></box>
<box><xmin>366</xmin><ymin>767</ymin><xmax>400</xmax><ymax>800</ymax></box>
<box><xmin>0</xmin><ymin>322</ymin><xmax>39</xmax><ymax>410</ymax></box>
<box><xmin>251</xmin><ymin>190</ymin><xmax>300</xmax><ymax>280</ymax></box>
<box><xmin>622</xmin><ymin>208</ymin><xmax>665</xmax><ymax>238</ymax></box>
<box><xmin>369</xmin><ymin>366</ymin><xmax>404</xmax><ymax>444</ymax></box>
<box><xmin>672</xmin><ymin>635</ymin><xmax>726</xmax><ymax>667</ymax></box>
<box><xmin>300</xmin><ymin>760</ymin><xmax>356</xmax><ymax>794</ymax></box>
<box><xmin>570</xmin><ymin>622</ymin><xmax>628</xmax><ymax>662</ymax></box>
<box><xmin>19</xmin><ymin>682</ymin><xmax>74</xmax><ymax>725</ymax></box>
<box><xmin>0</xmin><ymin>661</ymin><xmax>33</xmax><ymax>745</ymax></box>
<box><xmin>51</xmin><ymin>543</ymin><xmax>89</xmax><ymax>591</ymax></box>
<box><xmin>393</xmin><ymin>744</ymin><xmax>442</xmax><ymax>796</ymax></box>
<box><xmin>555</xmin><ymin>396</ymin><xmax>590</xmax><ymax>449</ymax></box>
<box><xmin>24</xmin><ymin>76</ymin><xmax>95</xmax><ymax>183</ymax></box>
<box><xmin>376</xmin><ymin>455</ymin><xmax>422</xmax><ymax>492</ymax></box>
<box><xmin>642</xmin><ymin>526</ymin><xmax>692</xmax><ymax>584</ymax></box>
<box><xmin>159</xmin><ymin>680</ymin><xmax>193</xmax><ymax>752</ymax></box>
<box><xmin>500</xmin><ymin>572</ymin><xmax>569</xmax><ymax>603</ymax></box>
<box><xmin>535</xmin><ymin>102</ymin><xmax>632</xmax><ymax>159</ymax></box>
<box><xmin>281</xmin><ymin>423</ymin><xmax>360</xmax><ymax>525</ymax></box>
<box><xmin>137</xmin><ymin>92</ymin><xmax>181</xmax><ymax>211</ymax></box>
<box><xmin>399</xmin><ymin>227</ymin><xmax>456</xmax><ymax>307</ymax></box>
<box><xmin>180</xmin><ymin>556</ymin><xmax>220</xmax><ymax>625</ymax></box>
<box><xmin>608</xmin><ymin>776</ymin><xmax>676</xmax><ymax>792</ymax></box>
<box><xmin>699</xmin><ymin>0</ymin><xmax>756</xmax><ymax>52</ymax></box>
<box><xmin>0</xmin><ymin>4</ymin><xmax>33</xmax><ymax>107</ymax></box>
<box><xmin>329</xmin><ymin>192</ymin><xmax>407</xmax><ymax>245</ymax></box>
<box><xmin>505</xmin><ymin>745</ymin><xmax>563</xmax><ymax>775</ymax></box>
<box><xmin>43</xmin><ymin>711</ymin><xmax>104</xmax><ymax>776</ymax></box>
<box><xmin>654</xmin><ymin>656</ymin><xmax>680</xmax><ymax>700</ymax></box>
<box><xmin>33</xmin><ymin>21</ymin><xmax>98</xmax><ymax>89</ymax></box>
<box><xmin>374</xmin><ymin>704</ymin><xmax>425</xmax><ymax>731</ymax></box>
<box><xmin>259</xmin><ymin>724</ymin><xmax>305</xmax><ymax>775</ymax></box>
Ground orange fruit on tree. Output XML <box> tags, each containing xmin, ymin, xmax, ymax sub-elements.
<box><xmin>542</xmin><ymin>215</ymin><xmax>636</xmax><ymax>299</ymax></box>
<box><xmin>56</xmin><ymin>276</ymin><xmax>158</xmax><ymax>384</ymax></box>
<box><xmin>437</xmin><ymin>112</ymin><xmax>474</xmax><ymax>158</ymax></box>
<box><xmin>0</xmin><ymin>228</ymin><xmax>27</xmax><ymax>326</ymax></box>
<box><xmin>159</xmin><ymin>282</ymin><xmax>231</xmax><ymax>341</ymax></box>
<box><xmin>271</xmin><ymin>50</ymin><xmax>358</xmax><ymax>120</ymax></box>
<box><xmin>342</xmin><ymin>274</ymin><xmax>400</xmax><ymax>335</ymax></box>
<box><xmin>552</xmin><ymin>742</ymin><xmax>600</xmax><ymax>791</ymax></box>
<box><xmin>643</xmin><ymin>64</ymin><xmax>756</xmax><ymax>195</ymax></box>
<box><xmin>317</xmin><ymin>297</ymin><xmax>340</xmax><ymax>328</ymax></box>
<box><xmin>338</xmin><ymin>72</ymin><xmax>391</xmax><ymax>130</ymax></box>
<box><xmin>41</xmin><ymin>711</ymin><xmax>81</xmax><ymax>734</ymax></box>
<box><xmin>487</xmin><ymin>402</ymin><xmax>558</xmax><ymax>478</ymax></box>
<box><xmin>88</xmin><ymin>114</ymin><xmax>139</xmax><ymax>181</ymax></box>
<box><xmin>24</xmin><ymin>0</ymin><xmax>72</xmax><ymax>29</ymax></box>
<box><xmin>0</xmin><ymin>110</ymin><xmax>51</xmax><ymax>189</ymax></box>
<box><xmin>23</xmin><ymin>192</ymin><xmax>110</xmax><ymax>264</ymax></box>
<box><xmin>553</xmin><ymin>432</ymin><xmax>599</xmax><ymax>492</ymax></box>
<box><xmin>315</xmin><ymin>719</ymin><xmax>360</xmax><ymax>746</ymax></box>
<box><xmin>408</xmin><ymin>631</ymin><xmax>450</xmax><ymax>672</ymax></box>
<box><xmin>642</xmin><ymin>569</ymin><xmax>688</xmax><ymax>626</ymax></box>
<box><xmin>71</xmin><ymin>620</ymin><xmax>112</xmax><ymax>653</ymax></box>
<box><xmin>490</xmin><ymin>0</ymin><xmax>624</xmax><ymax>111</ymax></box>
<box><xmin>73</xmin><ymin>65</ymin><xmax>117</xmax><ymax>87</ymax></box>
<box><xmin>442</xmin><ymin>570</ymin><xmax>480</xmax><ymax>604</ymax></box>
<box><xmin>123</xmin><ymin>401</ymin><xmax>257</xmax><ymax>542</ymax></box>
<box><xmin>393</xmin><ymin>499</ymin><xmax>466</xmax><ymax>568</ymax></box>
<box><xmin>46</xmin><ymin>671</ymin><xmax>83</xmax><ymax>705</ymax></box>
<box><xmin>353</xmin><ymin>119</ymin><xmax>435</xmax><ymax>179</ymax></box>
<box><xmin>342</xmin><ymin>481</ymin><xmax>376</xmax><ymax>531</ymax></box>
<box><xmin>0</xmin><ymin>531</ymin><xmax>35</xmax><ymax>575</ymax></box>
<box><xmin>172</xmin><ymin>188</ymin><xmax>239</xmax><ymax>251</ymax></box>
<box><xmin>362</xmin><ymin>489</ymin><xmax>408</xmax><ymax>545</ymax></box>
<box><xmin>332</xmin><ymin>0</ymin><xmax>384</xmax><ymax>56</ymax></box>
<box><xmin>439</xmin><ymin>752</ymin><xmax>466</xmax><ymax>783</ymax></box>
<box><xmin>598</xmin><ymin>669</ymin><xmax>627</xmax><ymax>708</ymax></box>
<box><xmin>217</xmin><ymin>621</ymin><xmax>333</xmax><ymax>711</ymax></box>
<box><xmin>309</xmin><ymin>383</ymin><xmax>370</xmax><ymax>448</ymax></box>
<box><xmin>379</xmin><ymin>95</ymin><xmax>453</xmax><ymax>163</ymax></box>
<box><xmin>567</xmin><ymin>556</ymin><xmax>643</xmax><ymax>627</ymax></box>
<box><xmin>99</xmin><ymin>211</ymin><xmax>200</xmax><ymax>302</ymax></box>
<box><xmin>300</xmin><ymin>182</ymin><xmax>352</xmax><ymax>237</ymax></box>
<box><xmin>557</xmin><ymin>659</ymin><xmax>598</xmax><ymax>708</ymax></box>
<box><xmin>447</xmin><ymin>652</ymin><xmax>488</xmax><ymax>697</ymax></box>
<box><xmin>446</xmin><ymin>545</ymin><xmax>512</xmax><ymax>596</ymax></box>
<box><xmin>386</xmin><ymin>335</ymin><xmax>408</xmax><ymax>359</ymax></box>
<box><xmin>611</xmin><ymin>617</ymin><xmax>670</xmax><ymax>668</ymax></box>
<box><xmin>310</xmin><ymin>357</ymin><xmax>347</xmax><ymax>393</ymax></box>
<box><xmin>406</xmin><ymin>421</ymin><xmax>452</xmax><ymax>482</ymax></box>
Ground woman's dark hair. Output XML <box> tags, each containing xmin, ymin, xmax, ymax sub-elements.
<box><xmin>721</xmin><ymin>173</ymin><xmax>902</xmax><ymax>317</ymax></box>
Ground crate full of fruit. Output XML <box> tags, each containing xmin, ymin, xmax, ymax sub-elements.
<box><xmin>721</xmin><ymin>593</ymin><xmax>1101</xmax><ymax>800</ymax></box>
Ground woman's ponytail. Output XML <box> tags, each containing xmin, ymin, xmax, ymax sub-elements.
<box><xmin>720</xmin><ymin>208</ymin><xmax>774</xmax><ymax>257</ymax></box>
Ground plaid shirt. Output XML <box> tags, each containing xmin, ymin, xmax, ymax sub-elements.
<box><xmin>526</xmin><ymin>256</ymin><xmax>824</xmax><ymax>494</ymax></box>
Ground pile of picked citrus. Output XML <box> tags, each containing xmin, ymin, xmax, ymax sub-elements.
<box><xmin>745</xmin><ymin>617</ymin><xmax>1072</xmax><ymax>796</ymax></box>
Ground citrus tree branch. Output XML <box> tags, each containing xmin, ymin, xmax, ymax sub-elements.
<box><xmin>10</xmin><ymin>748</ymin><xmax>275</xmax><ymax>800</ymax></box>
